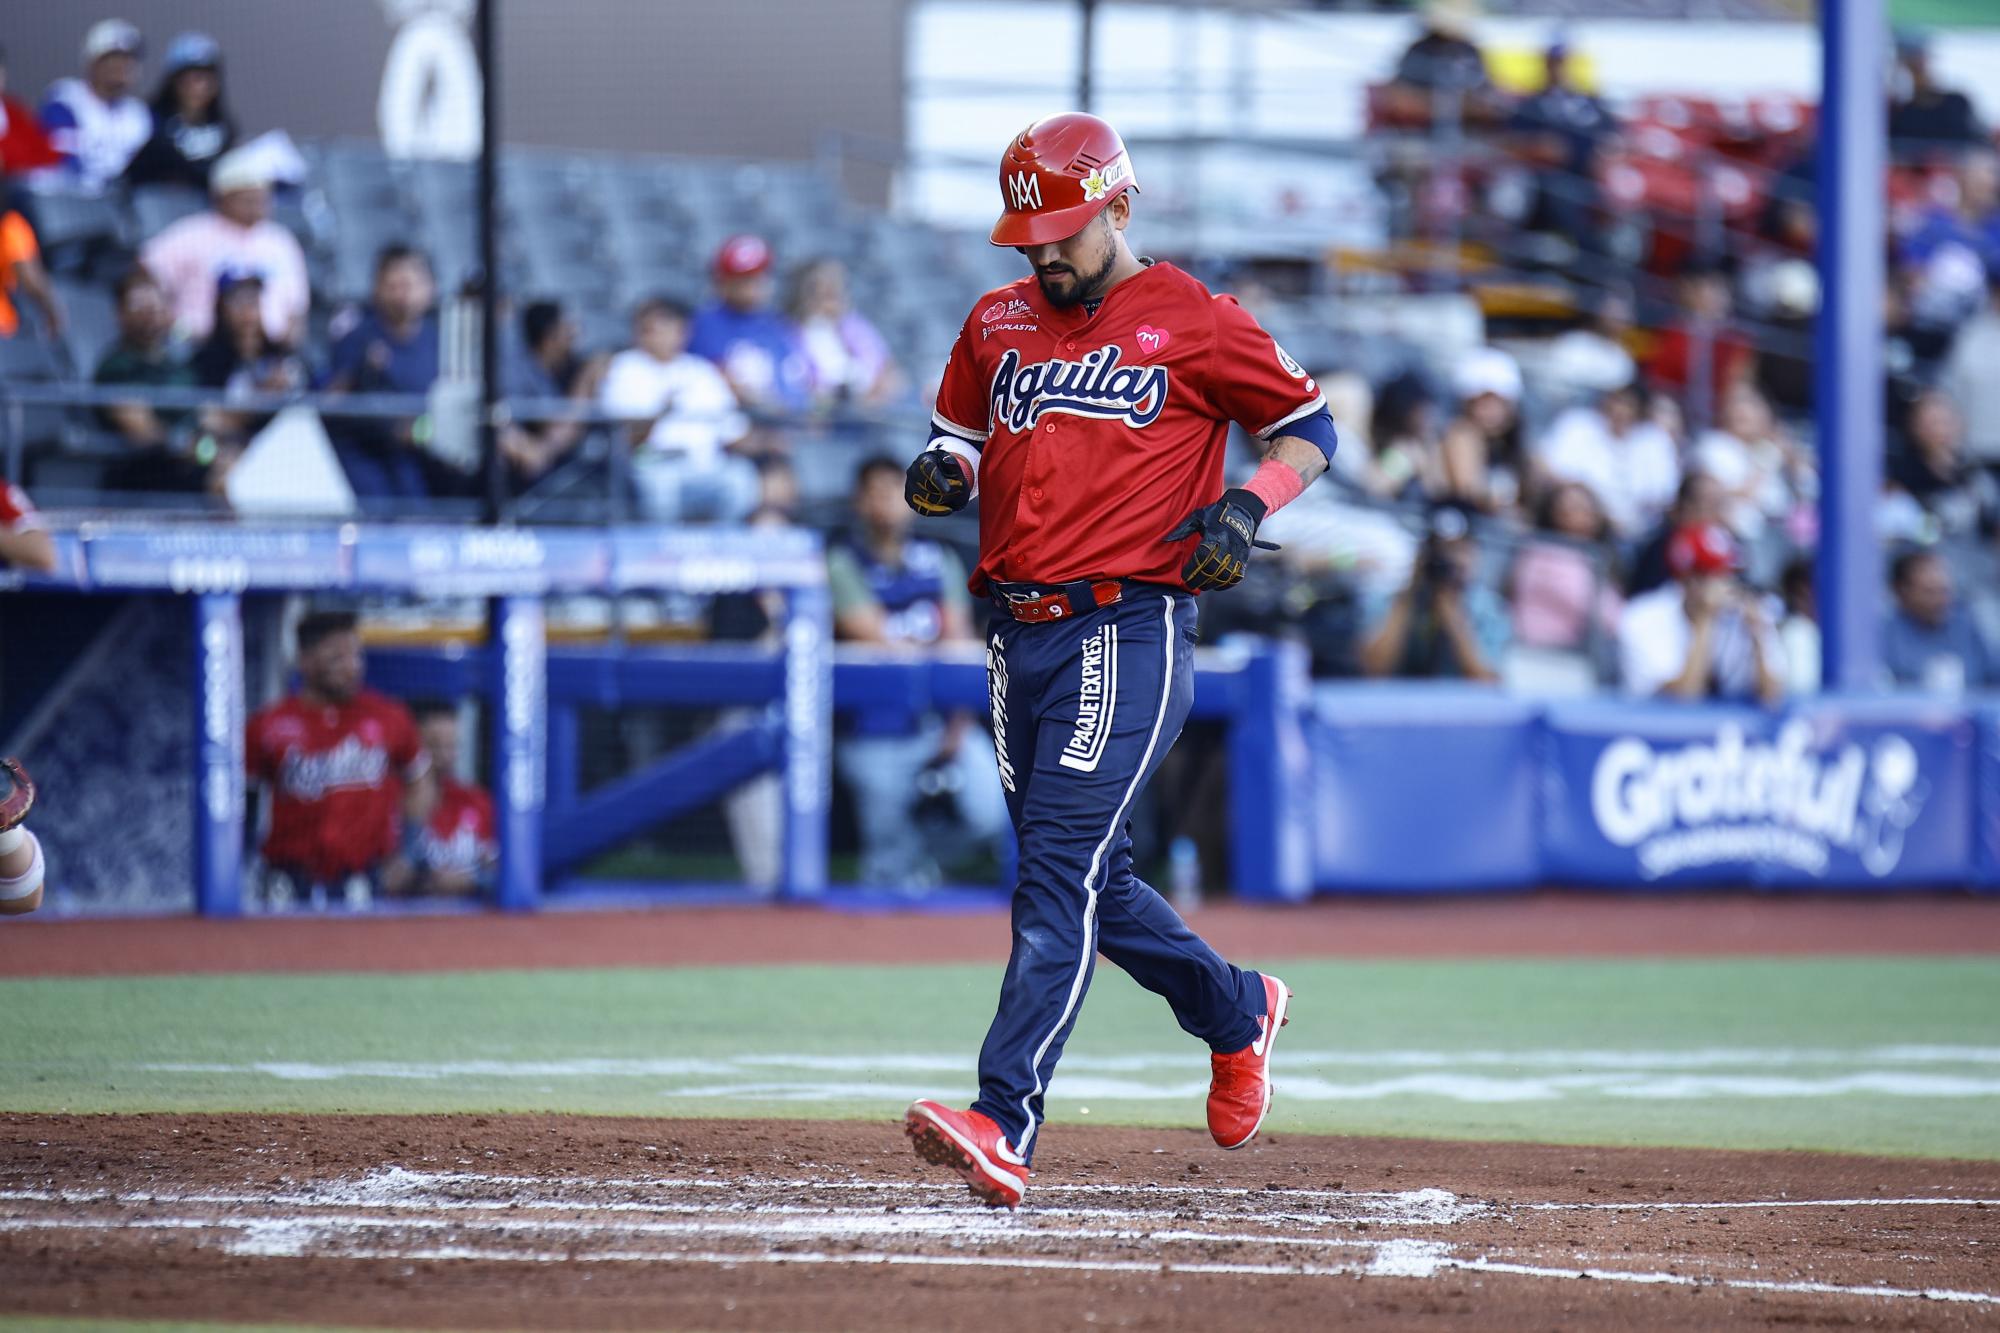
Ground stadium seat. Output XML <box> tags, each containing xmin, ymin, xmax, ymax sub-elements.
<box><xmin>129</xmin><ymin>186</ymin><xmax>207</xmax><ymax>243</ymax></box>
<box><xmin>52</xmin><ymin>278</ymin><xmax>118</xmax><ymax>377</ymax></box>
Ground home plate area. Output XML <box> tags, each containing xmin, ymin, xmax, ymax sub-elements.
<box><xmin>2</xmin><ymin>1116</ymin><xmax>1997</xmax><ymax>1330</ymax></box>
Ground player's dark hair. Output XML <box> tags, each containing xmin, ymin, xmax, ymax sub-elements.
<box><xmin>520</xmin><ymin>300</ymin><xmax>564</xmax><ymax>352</ymax></box>
<box><xmin>375</xmin><ymin>243</ymin><xmax>431</xmax><ymax>279</ymax></box>
<box><xmin>854</xmin><ymin>454</ymin><xmax>906</xmax><ymax>490</ymax></box>
<box><xmin>295</xmin><ymin>610</ymin><xmax>360</xmax><ymax>655</ymax></box>
<box><xmin>632</xmin><ymin>293</ymin><xmax>691</xmax><ymax>325</ymax></box>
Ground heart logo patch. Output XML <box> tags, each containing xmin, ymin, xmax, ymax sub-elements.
<box><xmin>1135</xmin><ymin>325</ymin><xmax>1169</xmax><ymax>356</ymax></box>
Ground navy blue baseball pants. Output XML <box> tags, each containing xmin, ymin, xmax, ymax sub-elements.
<box><xmin>971</xmin><ymin>586</ymin><xmax>1269</xmax><ymax>1163</ymax></box>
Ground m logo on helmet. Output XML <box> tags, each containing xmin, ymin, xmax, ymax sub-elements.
<box><xmin>1006</xmin><ymin>171</ymin><xmax>1042</xmax><ymax>211</ymax></box>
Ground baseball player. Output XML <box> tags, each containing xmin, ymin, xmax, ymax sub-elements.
<box><xmin>246</xmin><ymin>611</ymin><xmax>435</xmax><ymax>906</ymax></box>
<box><xmin>901</xmin><ymin>114</ymin><xmax>1337</xmax><ymax>1208</ymax></box>
<box><xmin>0</xmin><ymin>482</ymin><xmax>55</xmax><ymax>916</ymax></box>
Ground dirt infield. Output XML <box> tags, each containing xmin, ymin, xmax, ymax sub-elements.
<box><xmin>2</xmin><ymin>1113</ymin><xmax>1996</xmax><ymax>1331</ymax></box>
<box><xmin>6</xmin><ymin>892</ymin><xmax>1999</xmax><ymax>976</ymax></box>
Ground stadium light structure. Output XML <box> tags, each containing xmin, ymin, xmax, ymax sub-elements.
<box><xmin>1813</xmin><ymin>0</ymin><xmax>1885</xmax><ymax>691</ymax></box>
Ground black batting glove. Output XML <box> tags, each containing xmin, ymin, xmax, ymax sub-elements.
<box><xmin>905</xmin><ymin>450</ymin><xmax>972</xmax><ymax>516</ymax></box>
<box><xmin>1162</xmin><ymin>487</ymin><xmax>1280</xmax><ymax>592</ymax></box>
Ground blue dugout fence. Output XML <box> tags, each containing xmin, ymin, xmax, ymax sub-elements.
<box><xmin>9</xmin><ymin>519</ymin><xmax>1997</xmax><ymax>913</ymax></box>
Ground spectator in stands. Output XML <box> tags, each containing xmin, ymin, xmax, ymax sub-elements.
<box><xmin>600</xmin><ymin>294</ymin><xmax>758</xmax><ymax>523</ymax></box>
<box><xmin>690</xmin><ymin>234</ymin><xmax>812</xmax><ymax>418</ymax></box>
<box><xmin>123</xmin><ymin>32</ymin><xmax>234</xmax><ymax>192</ymax></box>
<box><xmin>1628</xmin><ymin>471</ymin><xmax>1727</xmax><ymax>596</ymax></box>
<box><xmin>37</xmin><ymin>19</ymin><xmax>151</xmax><ymax>195</ymax></box>
<box><xmin>321</xmin><ymin>244</ymin><xmax>441</xmax><ymax>501</ymax></box>
<box><xmin>1618</xmin><ymin>522</ymin><xmax>1785</xmax><ymax>705</ymax></box>
<box><xmin>1690</xmin><ymin>383</ymin><xmax>1811</xmax><ymax>545</ymax></box>
<box><xmin>1536</xmin><ymin>379</ymin><xmax>1679</xmax><ymax>540</ymax></box>
<box><xmin>1777</xmin><ymin>556</ymin><xmax>1820</xmax><ymax>698</ymax></box>
<box><xmin>756</xmin><ymin>453</ymin><xmax>801</xmax><ymax>519</ymax></box>
<box><xmin>1360</xmin><ymin>504</ymin><xmax>1508</xmax><ymax>683</ymax></box>
<box><xmin>829</xmin><ymin>455</ymin><xmax>1005</xmax><ymax>890</ymax></box>
<box><xmin>1508</xmin><ymin>481</ymin><xmax>1621</xmax><ymax>654</ymax></box>
<box><xmin>785</xmin><ymin>256</ymin><xmax>901</xmax><ymax>411</ymax></box>
<box><xmin>92</xmin><ymin>267</ymin><xmax>219</xmax><ymax>493</ymax></box>
<box><xmin>499</xmin><ymin>299</ymin><xmax>601</xmax><ymax>488</ymax></box>
<box><xmin>1440</xmin><ymin>348</ymin><xmax>1525</xmax><ymax>516</ymax></box>
<box><xmin>1382</xmin><ymin>0</ymin><xmax>1502</xmax><ymax>129</ymax></box>
<box><xmin>0</xmin><ymin>176</ymin><xmax>63</xmax><ymax>341</ymax></box>
<box><xmin>246</xmin><ymin>611</ymin><xmax>435</xmax><ymax>908</ymax></box>
<box><xmin>1885</xmin><ymin>387</ymin><xmax>1997</xmax><ymax>540</ymax></box>
<box><xmin>190</xmin><ymin>270</ymin><xmax>306</xmax><ymax>448</ymax></box>
<box><xmin>0</xmin><ymin>47</ymin><xmax>61</xmax><ymax>176</ymax></box>
<box><xmin>1883</xmin><ymin>548</ymin><xmax>1997</xmax><ymax>695</ymax></box>
<box><xmin>1357</xmin><ymin>370</ymin><xmax>1441</xmax><ymax>502</ymax></box>
<box><xmin>1544</xmin><ymin>288</ymin><xmax>1636</xmax><ymax>404</ymax></box>
<box><xmin>1646</xmin><ymin>264</ymin><xmax>1754</xmax><ymax>419</ymax></box>
<box><xmin>1940</xmin><ymin>271</ymin><xmax>2000</xmax><ymax>472</ymax></box>
<box><xmin>1899</xmin><ymin>149</ymin><xmax>2000</xmax><ymax>329</ymax></box>
<box><xmin>407</xmin><ymin>704</ymin><xmax>496</xmax><ymax>898</ymax></box>
<box><xmin>0</xmin><ymin>481</ymin><xmax>56</xmax><ymax>574</ymax></box>
<box><xmin>1507</xmin><ymin>37</ymin><xmax>1618</xmax><ymax>255</ymax></box>
<box><xmin>1889</xmin><ymin>31</ymin><xmax>1986</xmax><ymax>156</ymax></box>
<box><xmin>140</xmin><ymin>147</ymin><xmax>310</xmax><ymax>344</ymax></box>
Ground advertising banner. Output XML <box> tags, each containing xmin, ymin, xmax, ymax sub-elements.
<box><xmin>1542</xmin><ymin>699</ymin><xmax>1976</xmax><ymax>887</ymax></box>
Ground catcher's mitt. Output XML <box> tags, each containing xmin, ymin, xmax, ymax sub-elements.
<box><xmin>0</xmin><ymin>758</ymin><xmax>35</xmax><ymax>833</ymax></box>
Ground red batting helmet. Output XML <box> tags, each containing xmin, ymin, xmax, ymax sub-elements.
<box><xmin>990</xmin><ymin>113</ymin><xmax>1140</xmax><ymax>248</ymax></box>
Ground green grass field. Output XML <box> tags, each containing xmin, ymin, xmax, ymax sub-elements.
<box><xmin>4</xmin><ymin>955</ymin><xmax>1997</xmax><ymax>1159</ymax></box>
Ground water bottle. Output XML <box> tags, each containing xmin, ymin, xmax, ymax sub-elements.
<box><xmin>1168</xmin><ymin>836</ymin><xmax>1201</xmax><ymax>914</ymax></box>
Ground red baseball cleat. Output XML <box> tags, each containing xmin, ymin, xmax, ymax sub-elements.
<box><xmin>904</xmin><ymin>1099</ymin><xmax>1029</xmax><ymax>1209</ymax></box>
<box><xmin>1208</xmin><ymin>974</ymin><xmax>1291</xmax><ymax>1150</ymax></box>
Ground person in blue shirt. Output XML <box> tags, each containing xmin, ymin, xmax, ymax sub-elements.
<box><xmin>688</xmin><ymin>234</ymin><xmax>813</xmax><ymax>418</ymax></box>
<box><xmin>827</xmin><ymin>455</ymin><xmax>1006</xmax><ymax>890</ymax></box>
<box><xmin>321</xmin><ymin>244</ymin><xmax>441</xmax><ymax>501</ymax></box>
<box><xmin>1883</xmin><ymin>548</ymin><xmax>1997</xmax><ymax>696</ymax></box>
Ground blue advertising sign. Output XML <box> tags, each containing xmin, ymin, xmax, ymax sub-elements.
<box><xmin>87</xmin><ymin>526</ymin><xmax>349</xmax><ymax>591</ymax></box>
<box><xmin>1543</xmin><ymin>699</ymin><xmax>1975</xmax><ymax>887</ymax></box>
<box><xmin>353</xmin><ymin>527</ymin><xmax>610</xmax><ymax>597</ymax></box>
<box><xmin>611</xmin><ymin>525</ymin><xmax>826</xmax><ymax>594</ymax></box>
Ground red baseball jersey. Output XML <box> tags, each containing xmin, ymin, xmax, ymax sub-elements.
<box><xmin>929</xmin><ymin>260</ymin><xmax>1324</xmax><ymax>592</ymax></box>
<box><xmin>420</xmin><ymin>778</ymin><xmax>497</xmax><ymax>876</ymax></box>
<box><xmin>246</xmin><ymin>689</ymin><xmax>429</xmax><ymax>880</ymax></box>
<box><xmin>0</xmin><ymin>482</ymin><xmax>40</xmax><ymax>533</ymax></box>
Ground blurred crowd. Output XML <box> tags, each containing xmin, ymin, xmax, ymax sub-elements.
<box><xmin>1</xmin><ymin>12</ymin><xmax>1997</xmax><ymax>713</ymax></box>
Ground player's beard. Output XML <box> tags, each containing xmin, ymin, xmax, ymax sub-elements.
<box><xmin>1037</xmin><ymin>236</ymin><xmax>1119</xmax><ymax>309</ymax></box>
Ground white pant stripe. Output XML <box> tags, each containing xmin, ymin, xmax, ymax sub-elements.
<box><xmin>1016</xmin><ymin>596</ymin><xmax>1178</xmax><ymax>1157</ymax></box>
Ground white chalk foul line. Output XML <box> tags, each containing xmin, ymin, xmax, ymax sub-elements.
<box><xmin>1527</xmin><ymin>1197</ymin><xmax>2000</xmax><ymax>1212</ymax></box>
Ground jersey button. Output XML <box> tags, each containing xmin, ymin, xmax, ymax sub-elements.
<box><xmin>1043</xmin><ymin>422</ymin><xmax>1056</xmax><ymax>434</ymax></box>
<box><xmin>1030</xmin><ymin>486</ymin><xmax>1045</xmax><ymax>501</ymax></box>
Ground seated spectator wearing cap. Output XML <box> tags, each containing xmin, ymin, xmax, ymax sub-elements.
<box><xmin>0</xmin><ymin>176</ymin><xmax>64</xmax><ymax>341</ymax></box>
<box><xmin>1382</xmin><ymin>0</ymin><xmax>1505</xmax><ymax>129</ymax></box>
<box><xmin>784</xmin><ymin>257</ymin><xmax>902</xmax><ymax>411</ymax></box>
<box><xmin>406</xmin><ymin>705</ymin><xmax>497</xmax><ymax>898</ymax></box>
<box><xmin>37</xmin><ymin>19</ymin><xmax>152</xmax><ymax>194</ymax></box>
<box><xmin>499</xmin><ymin>299</ymin><xmax>603</xmax><ymax>489</ymax></box>
<box><xmin>139</xmin><ymin>147</ymin><xmax>309</xmax><ymax>345</ymax></box>
<box><xmin>1440</xmin><ymin>348</ymin><xmax>1527</xmax><ymax>516</ymax></box>
<box><xmin>1535</xmin><ymin>379</ymin><xmax>1679</xmax><ymax>540</ymax></box>
<box><xmin>1890</xmin><ymin>31</ymin><xmax>1986</xmax><ymax>156</ymax></box>
<box><xmin>690</xmin><ymin>235</ymin><xmax>813</xmax><ymax>418</ymax></box>
<box><xmin>1883</xmin><ymin>549</ymin><xmax>1997</xmax><ymax>696</ymax></box>
<box><xmin>1507</xmin><ymin>38</ymin><xmax>1618</xmax><ymax>255</ymax></box>
<box><xmin>1628</xmin><ymin>470</ymin><xmax>1725</xmax><ymax>597</ymax></box>
<box><xmin>600</xmin><ymin>294</ymin><xmax>758</xmax><ymax>523</ymax></box>
<box><xmin>123</xmin><ymin>31</ymin><xmax>234</xmax><ymax>191</ymax></box>
<box><xmin>0</xmin><ymin>47</ymin><xmax>62</xmax><ymax>176</ymax></box>
<box><xmin>1360</xmin><ymin>504</ymin><xmax>1510</xmax><ymax>683</ymax></box>
<box><xmin>1618</xmin><ymin>522</ymin><xmax>1785</xmax><ymax>705</ymax></box>
<box><xmin>321</xmin><ymin>245</ymin><xmax>442</xmax><ymax>501</ymax></box>
<box><xmin>191</xmin><ymin>271</ymin><xmax>306</xmax><ymax>450</ymax></box>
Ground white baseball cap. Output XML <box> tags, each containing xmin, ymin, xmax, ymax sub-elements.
<box><xmin>209</xmin><ymin>147</ymin><xmax>273</xmax><ymax>197</ymax></box>
<box><xmin>1453</xmin><ymin>347</ymin><xmax>1523</xmax><ymax>404</ymax></box>
<box><xmin>82</xmin><ymin>19</ymin><xmax>143</xmax><ymax>64</ymax></box>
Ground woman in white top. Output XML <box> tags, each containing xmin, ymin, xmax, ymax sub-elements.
<box><xmin>1690</xmin><ymin>383</ymin><xmax>1814</xmax><ymax>542</ymax></box>
<box><xmin>784</xmin><ymin>258</ymin><xmax>902</xmax><ymax>411</ymax></box>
